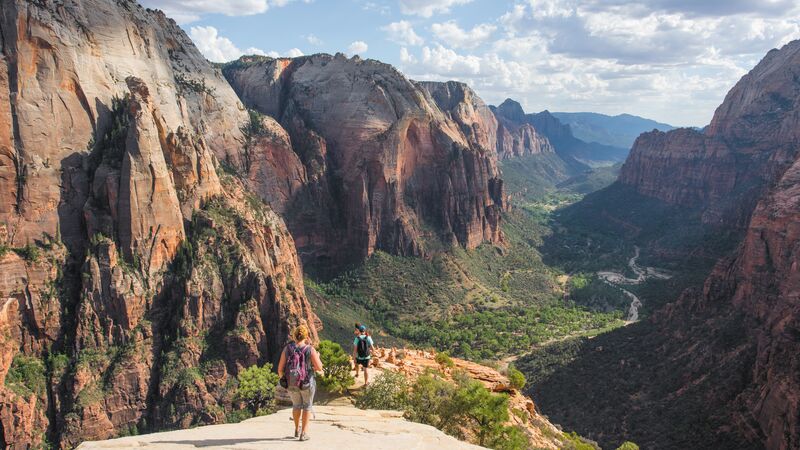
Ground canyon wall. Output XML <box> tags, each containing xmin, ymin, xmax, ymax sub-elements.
<box><xmin>223</xmin><ymin>56</ymin><xmax>505</xmax><ymax>268</ymax></box>
<box><xmin>0</xmin><ymin>1</ymin><xmax>316</xmax><ymax>447</ymax></box>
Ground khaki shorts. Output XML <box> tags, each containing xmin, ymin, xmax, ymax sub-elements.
<box><xmin>287</xmin><ymin>377</ymin><xmax>316</xmax><ymax>411</ymax></box>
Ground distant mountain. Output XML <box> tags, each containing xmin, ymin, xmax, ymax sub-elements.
<box><xmin>552</xmin><ymin>112</ymin><xmax>676</xmax><ymax>149</ymax></box>
<box><xmin>491</xmin><ymin>100</ymin><xmax>630</xmax><ymax>169</ymax></box>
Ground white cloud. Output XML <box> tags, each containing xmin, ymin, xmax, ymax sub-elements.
<box><xmin>305</xmin><ymin>34</ymin><xmax>324</xmax><ymax>46</ymax></box>
<box><xmin>189</xmin><ymin>26</ymin><xmax>303</xmax><ymax>62</ymax></box>
<box><xmin>141</xmin><ymin>0</ymin><xmax>301</xmax><ymax>24</ymax></box>
<box><xmin>347</xmin><ymin>41</ymin><xmax>369</xmax><ymax>55</ymax></box>
<box><xmin>286</xmin><ymin>48</ymin><xmax>304</xmax><ymax>57</ymax></box>
<box><xmin>189</xmin><ymin>26</ymin><xmax>246</xmax><ymax>62</ymax></box>
<box><xmin>400</xmin><ymin>47</ymin><xmax>418</xmax><ymax>64</ymax></box>
<box><xmin>398</xmin><ymin>0</ymin><xmax>473</xmax><ymax>18</ymax></box>
<box><xmin>382</xmin><ymin>21</ymin><xmax>425</xmax><ymax>46</ymax></box>
<box><xmin>431</xmin><ymin>21</ymin><xmax>497</xmax><ymax>49</ymax></box>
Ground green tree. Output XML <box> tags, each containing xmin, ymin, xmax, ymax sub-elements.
<box><xmin>434</xmin><ymin>351</ymin><xmax>455</xmax><ymax>369</ymax></box>
<box><xmin>355</xmin><ymin>370</ymin><xmax>409</xmax><ymax>410</ymax></box>
<box><xmin>616</xmin><ymin>442</ymin><xmax>639</xmax><ymax>450</ymax></box>
<box><xmin>236</xmin><ymin>363</ymin><xmax>280</xmax><ymax>415</ymax></box>
<box><xmin>507</xmin><ymin>365</ymin><xmax>526</xmax><ymax>390</ymax></box>
<box><xmin>406</xmin><ymin>370</ymin><xmax>455</xmax><ymax>427</ymax></box>
<box><xmin>317</xmin><ymin>340</ymin><xmax>354</xmax><ymax>393</ymax></box>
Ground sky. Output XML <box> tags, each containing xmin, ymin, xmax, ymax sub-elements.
<box><xmin>140</xmin><ymin>0</ymin><xmax>800</xmax><ymax>127</ymax></box>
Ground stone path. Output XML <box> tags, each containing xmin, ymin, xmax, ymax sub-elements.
<box><xmin>77</xmin><ymin>406</ymin><xmax>485</xmax><ymax>449</ymax></box>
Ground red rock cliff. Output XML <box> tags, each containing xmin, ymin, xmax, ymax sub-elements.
<box><xmin>0</xmin><ymin>1</ymin><xmax>317</xmax><ymax>447</ymax></box>
<box><xmin>223</xmin><ymin>55</ymin><xmax>505</xmax><ymax>268</ymax></box>
<box><xmin>619</xmin><ymin>40</ymin><xmax>800</xmax><ymax>227</ymax></box>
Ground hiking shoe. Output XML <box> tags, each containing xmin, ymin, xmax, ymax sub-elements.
<box><xmin>299</xmin><ymin>433</ymin><xmax>309</xmax><ymax>441</ymax></box>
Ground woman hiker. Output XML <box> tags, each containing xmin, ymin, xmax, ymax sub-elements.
<box><xmin>352</xmin><ymin>324</ymin><xmax>375</xmax><ymax>386</ymax></box>
<box><xmin>278</xmin><ymin>324</ymin><xmax>323</xmax><ymax>441</ymax></box>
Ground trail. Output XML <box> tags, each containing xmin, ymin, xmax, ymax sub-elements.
<box><xmin>596</xmin><ymin>246</ymin><xmax>671</xmax><ymax>322</ymax></box>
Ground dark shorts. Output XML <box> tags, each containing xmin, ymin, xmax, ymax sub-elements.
<box><xmin>356</xmin><ymin>358</ymin><xmax>370</xmax><ymax>368</ymax></box>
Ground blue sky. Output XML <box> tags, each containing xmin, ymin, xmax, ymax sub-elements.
<box><xmin>141</xmin><ymin>0</ymin><xmax>800</xmax><ymax>126</ymax></box>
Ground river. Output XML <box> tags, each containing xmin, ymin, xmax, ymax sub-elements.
<box><xmin>596</xmin><ymin>246</ymin><xmax>671</xmax><ymax>322</ymax></box>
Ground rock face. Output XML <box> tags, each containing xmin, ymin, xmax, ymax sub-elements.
<box><xmin>0</xmin><ymin>1</ymin><xmax>317</xmax><ymax>448</ymax></box>
<box><xmin>223</xmin><ymin>56</ymin><xmax>505</xmax><ymax>268</ymax></box>
<box><xmin>619</xmin><ymin>40</ymin><xmax>800</xmax><ymax>227</ymax></box>
<box><xmin>530</xmin><ymin>39</ymin><xmax>800</xmax><ymax>450</ymax></box>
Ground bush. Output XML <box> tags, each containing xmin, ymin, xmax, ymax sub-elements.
<box><xmin>616</xmin><ymin>442</ymin><xmax>639</xmax><ymax>450</ymax></box>
<box><xmin>236</xmin><ymin>363</ymin><xmax>280</xmax><ymax>415</ymax></box>
<box><xmin>355</xmin><ymin>370</ymin><xmax>408</xmax><ymax>410</ymax></box>
<box><xmin>507</xmin><ymin>365</ymin><xmax>526</xmax><ymax>390</ymax></box>
<box><xmin>317</xmin><ymin>340</ymin><xmax>354</xmax><ymax>393</ymax></box>
<box><xmin>6</xmin><ymin>355</ymin><xmax>47</xmax><ymax>397</ymax></box>
<box><xmin>434</xmin><ymin>351</ymin><xmax>455</xmax><ymax>369</ymax></box>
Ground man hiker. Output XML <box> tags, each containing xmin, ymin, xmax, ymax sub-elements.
<box><xmin>352</xmin><ymin>324</ymin><xmax>374</xmax><ymax>385</ymax></box>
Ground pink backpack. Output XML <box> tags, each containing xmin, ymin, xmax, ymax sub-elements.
<box><xmin>285</xmin><ymin>343</ymin><xmax>311</xmax><ymax>389</ymax></box>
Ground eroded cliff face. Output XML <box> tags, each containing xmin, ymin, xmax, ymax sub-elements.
<box><xmin>0</xmin><ymin>1</ymin><xmax>317</xmax><ymax>447</ymax></box>
<box><xmin>223</xmin><ymin>55</ymin><xmax>505</xmax><ymax>268</ymax></box>
<box><xmin>619</xmin><ymin>40</ymin><xmax>800</xmax><ymax>227</ymax></box>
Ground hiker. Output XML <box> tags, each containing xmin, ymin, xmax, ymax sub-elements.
<box><xmin>278</xmin><ymin>324</ymin><xmax>323</xmax><ymax>441</ymax></box>
<box><xmin>353</xmin><ymin>323</ymin><xmax>363</xmax><ymax>378</ymax></box>
<box><xmin>352</xmin><ymin>324</ymin><xmax>375</xmax><ymax>385</ymax></box>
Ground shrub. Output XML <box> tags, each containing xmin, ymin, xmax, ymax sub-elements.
<box><xmin>6</xmin><ymin>355</ymin><xmax>47</xmax><ymax>397</ymax></box>
<box><xmin>317</xmin><ymin>340</ymin><xmax>354</xmax><ymax>393</ymax></box>
<box><xmin>616</xmin><ymin>442</ymin><xmax>639</xmax><ymax>450</ymax></box>
<box><xmin>434</xmin><ymin>351</ymin><xmax>455</xmax><ymax>369</ymax></box>
<box><xmin>12</xmin><ymin>243</ymin><xmax>41</xmax><ymax>262</ymax></box>
<box><xmin>507</xmin><ymin>365</ymin><xmax>526</xmax><ymax>390</ymax></box>
<box><xmin>236</xmin><ymin>363</ymin><xmax>280</xmax><ymax>415</ymax></box>
<box><xmin>405</xmin><ymin>370</ymin><xmax>455</xmax><ymax>427</ymax></box>
<box><xmin>355</xmin><ymin>370</ymin><xmax>409</xmax><ymax>411</ymax></box>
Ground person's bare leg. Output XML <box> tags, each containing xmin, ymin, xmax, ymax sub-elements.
<box><xmin>364</xmin><ymin>366</ymin><xmax>369</xmax><ymax>385</ymax></box>
<box><xmin>301</xmin><ymin>410</ymin><xmax>311</xmax><ymax>437</ymax></box>
<box><xmin>293</xmin><ymin>409</ymin><xmax>301</xmax><ymax>435</ymax></box>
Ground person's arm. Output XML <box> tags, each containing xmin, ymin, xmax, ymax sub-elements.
<box><xmin>310</xmin><ymin>347</ymin><xmax>323</xmax><ymax>372</ymax></box>
<box><xmin>277</xmin><ymin>347</ymin><xmax>286</xmax><ymax>376</ymax></box>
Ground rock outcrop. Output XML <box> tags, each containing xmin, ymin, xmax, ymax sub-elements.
<box><xmin>0</xmin><ymin>1</ymin><xmax>317</xmax><ymax>447</ymax></box>
<box><xmin>223</xmin><ymin>55</ymin><xmax>505</xmax><ymax>268</ymax></box>
<box><xmin>369</xmin><ymin>347</ymin><xmax>575</xmax><ymax>450</ymax></box>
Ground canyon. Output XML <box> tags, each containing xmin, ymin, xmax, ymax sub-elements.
<box><xmin>0</xmin><ymin>0</ymin><xmax>798</xmax><ymax>449</ymax></box>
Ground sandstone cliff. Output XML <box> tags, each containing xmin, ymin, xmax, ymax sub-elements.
<box><xmin>618</xmin><ymin>40</ymin><xmax>800</xmax><ymax>227</ymax></box>
<box><xmin>223</xmin><ymin>55</ymin><xmax>505</xmax><ymax>269</ymax></box>
<box><xmin>0</xmin><ymin>1</ymin><xmax>316</xmax><ymax>447</ymax></box>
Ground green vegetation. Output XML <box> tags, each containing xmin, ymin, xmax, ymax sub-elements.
<box><xmin>11</xmin><ymin>243</ymin><xmax>42</xmax><ymax>262</ymax></box>
<box><xmin>562</xmin><ymin>431</ymin><xmax>601</xmax><ymax>450</ymax></box>
<box><xmin>317</xmin><ymin>340</ymin><xmax>354</xmax><ymax>393</ymax></box>
<box><xmin>237</xmin><ymin>109</ymin><xmax>268</xmax><ymax>173</ymax></box>
<box><xmin>309</xmin><ymin>201</ymin><xmax>626</xmax><ymax>360</ymax></box>
<box><xmin>355</xmin><ymin>370</ymin><xmax>408</xmax><ymax>410</ymax></box>
<box><xmin>5</xmin><ymin>355</ymin><xmax>47</xmax><ymax>397</ymax></box>
<box><xmin>89</xmin><ymin>95</ymin><xmax>130</xmax><ymax>170</ymax></box>
<box><xmin>358</xmin><ymin>369</ymin><xmax>526</xmax><ymax>450</ymax></box>
<box><xmin>506</xmin><ymin>365</ymin><xmax>526</xmax><ymax>390</ymax></box>
<box><xmin>174</xmin><ymin>72</ymin><xmax>215</xmax><ymax>96</ymax></box>
<box><xmin>236</xmin><ymin>363</ymin><xmax>280</xmax><ymax>415</ymax></box>
<box><xmin>616</xmin><ymin>442</ymin><xmax>640</xmax><ymax>450</ymax></box>
<box><xmin>434</xmin><ymin>351</ymin><xmax>455</xmax><ymax>369</ymax></box>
